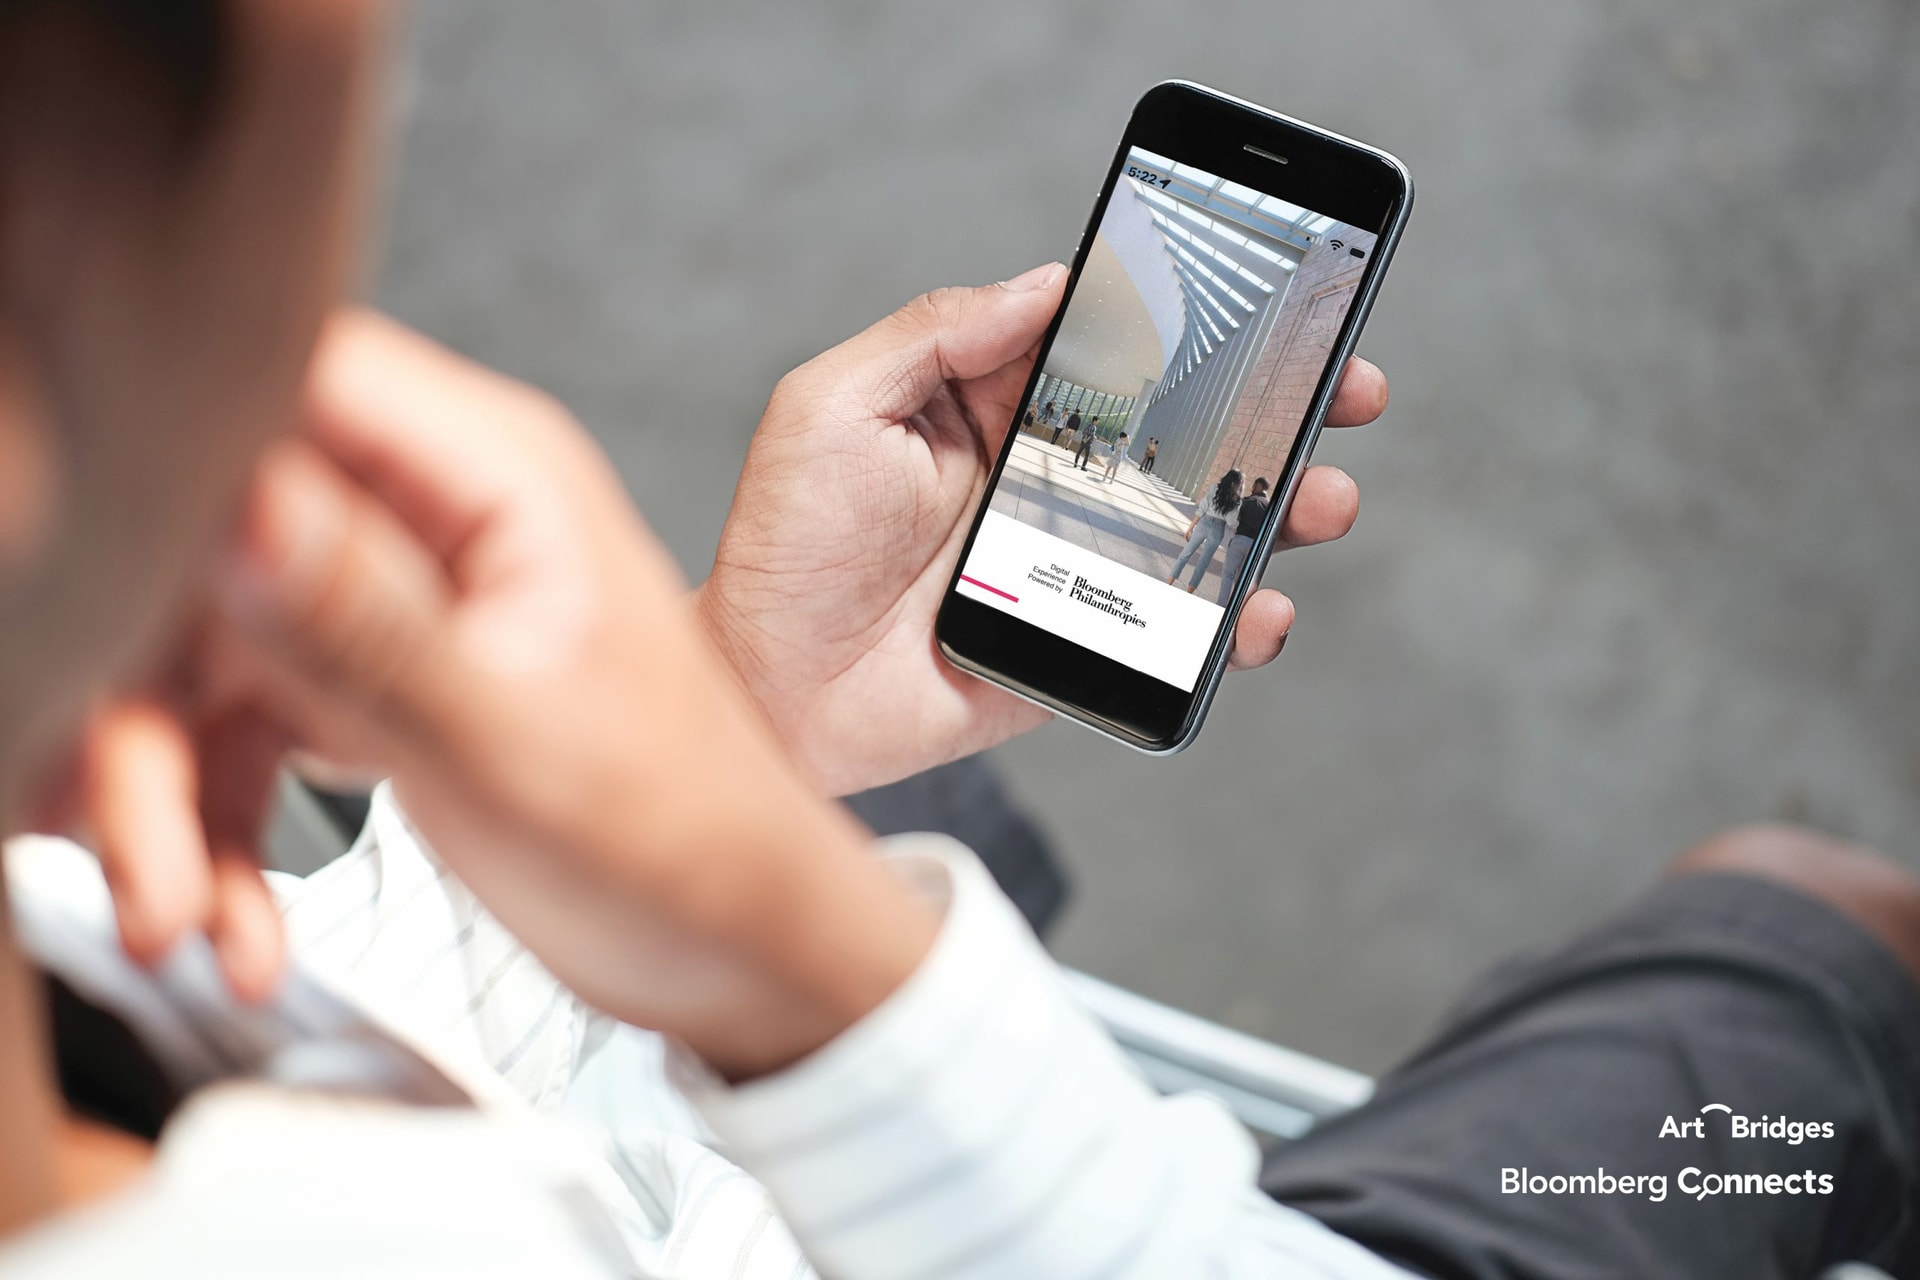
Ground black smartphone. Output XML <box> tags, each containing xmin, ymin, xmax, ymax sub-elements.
<box><xmin>935</xmin><ymin>80</ymin><xmax>1413</xmax><ymax>753</ymax></box>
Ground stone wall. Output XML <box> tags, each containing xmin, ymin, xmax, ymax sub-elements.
<box><xmin>1198</xmin><ymin>223</ymin><xmax>1373</xmax><ymax>493</ymax></box>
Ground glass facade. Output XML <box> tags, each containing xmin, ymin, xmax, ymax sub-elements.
<box><xmin>1024</xmin><ymin>375</ymin><xmax>1135</xmax><ymax>441</ymax></box>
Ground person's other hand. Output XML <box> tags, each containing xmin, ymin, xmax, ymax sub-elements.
<box><xmin>57</xmin><ymin>681</ymin><xmax>288</xmax><ymax>1004</ymax></box>
<box><xmin>696</xmin><ymin>265</ymin><xmax>1388</xmax><ymax>796</ymax></box>
<box><xmin>206</xmin><ymin>311</ymin><xmax>934</xmax><ymax>1079</ymax></box>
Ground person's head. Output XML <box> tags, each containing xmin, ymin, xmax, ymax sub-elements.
<box><xmin>0</xmin><ymin>0</ymin><xmax>384</xmax><ymax>822</ymax></box>
<box><xmin>1252</xmin><ymin>477</ymin><xmax>1270</xmax><ymax>496</ymax></box>
<box><xmin>1213</xmin><ymin>469</ymin><xmax>1244</xmax><ymax>508</ymax></box>
<box><xmin>1090</xmin><ymin>415</ymin><xmax>1100</xmax><ymax>424</ymax></box>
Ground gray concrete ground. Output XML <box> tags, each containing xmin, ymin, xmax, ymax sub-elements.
<box><xmin>989</xmin><ymin>435</ymin><xmax>1220</xmax><ymax>593</ymax></box>
<box><xmin>374</xmin><ymin>0</ymin><xmax>1920</xmax><ymax>1074</ymax></box>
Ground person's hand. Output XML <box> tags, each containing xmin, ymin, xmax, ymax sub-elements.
<box><xmin>696</xmin><ymin>265</ymin><xmax>1388</xmax><ymax>796</ymax></box>
<box><xmin>233</xmin><ymin>312</ymin><xmax>939</xmax><ymax>1076</ymax></box>
<box><xmin>82</xmin><ymin>310</ymin><xmax>938</xmax><ymax>1078</ymax></box>
<box><xmin>57</xmin><ymin>680</ymin><xmax>289</xmax><ymax>1004</ymax></box>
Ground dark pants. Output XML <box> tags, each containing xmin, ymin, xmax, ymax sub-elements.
<box><xmin>1075</xmin><ymin>437</ymin><xmax>1096</xmax><ymax>468</ymax></box>
<box><xmin>1142</xmin><ymin>454</ymin><xmax>1156</xmax><ymax>473</ymax></box>
<box><xmin>1261</xmin><ymin>872</ymin><xmax>1920</xmax><ymax>1279</ymax></box>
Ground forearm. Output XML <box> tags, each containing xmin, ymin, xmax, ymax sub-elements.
<box><xmin>685</xmin><ymin>583</ymin><xmax>833</xmax><ymax>795</ymax></box>
<box><xmin>677</xmin><ymin>839</ymin><xmax>1419</xmax><ymax>1279</ymax></box>
<box><xmin>284</xmin><ymin>781</ymin><xmax>938</xmax><ymax>1095</ymax></box>
<box><xmin>447</xmin><ymin>711</ymin><xmax>939</xmax><ymax>1081</ymax></box>
<box><xmin>660</xmin><ymin>790</ymin><xmax>940</xmax><ymax>1081</ymax></box>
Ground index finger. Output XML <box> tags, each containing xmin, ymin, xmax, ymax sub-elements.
<box><xmin>302</xmin><ymin>310</ymin><xmax>624</xmax><ymax>568</ymax></box>
<box><xmin>1325</xmin><ymin>357</ymin><xmax>1388</xmax><ymax>428</ymax></box>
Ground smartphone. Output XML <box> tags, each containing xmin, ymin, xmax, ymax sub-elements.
<box><xmin>935</xmin><ymin>80</ymin><xmax>1413</xmax><ymax>753</ymax></box>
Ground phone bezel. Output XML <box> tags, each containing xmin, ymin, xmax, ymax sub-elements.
<box><xmin>935</xmin><ymin>80</ymin><xmax>1414</xmax><ymax>752</ymax></box>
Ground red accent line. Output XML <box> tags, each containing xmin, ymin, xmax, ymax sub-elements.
<box><xmin>960</xmin><ymin>574</ymin><xmax>1019</xmax><ymax>603</ymax></box>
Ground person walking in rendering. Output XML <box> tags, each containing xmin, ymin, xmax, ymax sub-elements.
<box><xmin>1059</xmin><ymin>407</ymin><xmax>1081</xmax><ymax>449</ymax></box>
<box><xmin>1142</xmin><ymin>437</ymin><xmax>1160</xmax><ymax>473</ymax></box>
<box><xmin>1169</xmin><ymin>469</ymin><xmax>1244</xmax><ymax>592</ymax></box>
<box><xmin>1216</xmin><ymin>477</ymin><xmax>1271</xmax><ymax>605</ymax></box>
<box><xmin>1039</xmin><ymin>398</ymin><xmax>1060</xmax><ymax>442</ymax></box>
<box><xmin>1075</xmin><ymin>415</ymin><xmax>1103</xmax><ymax>469</ymax></box>
<box><xmin>1104</xmin><ymin>431</ymin><xmax>1131</xmax><ymax>482</ymax></box>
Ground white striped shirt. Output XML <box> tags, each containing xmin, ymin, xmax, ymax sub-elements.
<box><xmin>0</xmin><ymin>788</ymin><xmax>1415</xmax><ymax>1279</ymax></box>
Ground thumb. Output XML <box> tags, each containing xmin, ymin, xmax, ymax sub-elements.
<box><xmin>830</xmin><ymin>264</ymin><xmax>1065</xmax><ymax>421</ymax></box>
<box><xmin>217</xmin><ymin>441</ymin><xmax>469</xmax><ymax>760</ymax></box>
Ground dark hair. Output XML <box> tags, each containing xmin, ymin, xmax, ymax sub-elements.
<box><xmin>1211</xmin><ymin>469</ymin><xmax>1243</xmax><ymax>511</ymax></box>
<box><xmin>1</xmin><ymin>0</ymin><xmax>228</xmax><ymax>144</ymax></box>
<box><xmin>1252</xmin><ymin>477</ymin><xmax>1270</xmax><ymax>493</ymax></box>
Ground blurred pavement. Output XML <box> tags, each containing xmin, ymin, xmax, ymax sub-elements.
<box><xmin>373</xmin><ymin>0</ymin><xmax>1920</xmax><ymax>1073</ymax></box>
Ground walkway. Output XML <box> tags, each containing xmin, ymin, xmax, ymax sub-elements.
<box><xmin>988</xmin><ymin>435</ymin><xmax>1231</xmax><ymax>600</ymax></box>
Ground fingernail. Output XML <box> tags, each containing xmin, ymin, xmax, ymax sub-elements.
<box><xmin>1003</xmin><ymin>262</ymin><xmax>1064</xmax><ymax>292</ymax></box>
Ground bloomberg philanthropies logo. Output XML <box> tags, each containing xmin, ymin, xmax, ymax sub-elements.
<box><xmin>1501</xmin><ymin>1104</ymin><xmax>1837</xmax><ymax>1204</ymax></box>
<box><xmin>1068</xmin><ymin>574</ymin><xmax>1148</xmax><ymax>628</ymax></box>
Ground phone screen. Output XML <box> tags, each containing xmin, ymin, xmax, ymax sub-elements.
<box><xmin>954</xmin><ymin>145</ymin><xmax>1379</xmax><ymax>693</ymax></box>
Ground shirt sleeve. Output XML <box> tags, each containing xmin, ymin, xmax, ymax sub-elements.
<box><xmin>277</xmin><ymin>783</ymin><xmax>601</xmax><ymax>1113</ymax></box>
<box><xmin>672</xmin><ymin>835</ymin><xmax>1419</xmax><ymax>1280</ymax></box>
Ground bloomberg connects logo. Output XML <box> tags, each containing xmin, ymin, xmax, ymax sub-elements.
<box><xmin>1500</xmin><ymin>1104</ymin><xmax>1837</xmax><ymax>1204</ymax></box>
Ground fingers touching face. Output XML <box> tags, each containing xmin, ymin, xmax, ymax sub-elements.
<box><xmin>82</xmin><ymin>697</ymin><xmax>287</xmax><ymax>1003</ymax></box>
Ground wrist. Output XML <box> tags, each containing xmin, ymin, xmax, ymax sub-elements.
<box><xmin>687</xmin><ymin>584</ymin><xmax>837</xmax><ymax>796</ymax></box>
<box><xmin>673</xmin><ymin>817</ymin><xmax>941</xmax><ymax>1082</ymax></box>
<box><xmin>609</xmin><ymin>720</ymin><xmax>939</xmax><ymax>1080</ymax></box>
<box><xmin>687</xmin><ymin>580</ymin><xmax>751</xmax><ymax>696</ymax></box>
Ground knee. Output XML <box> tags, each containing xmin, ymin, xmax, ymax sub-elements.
<box><xmin>1670</xmin><ymin>824</ymin><xmax>1920</xmax><ymax>984</ymax></box>
<box><xmin>1670</xmin><ymin>824</ymin><xmax>1907</xmax><ymax>889</ymax></box>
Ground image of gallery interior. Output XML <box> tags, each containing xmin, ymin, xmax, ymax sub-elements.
<box><xmin>989</xmin><ymin>148</ymin><xmax>1370</xmax><ymax>591</ymax></box>
<box><xmin>1043</xmin><ymin>148</ymin><xmax>1342</xmax><ymax>498</ymax></box>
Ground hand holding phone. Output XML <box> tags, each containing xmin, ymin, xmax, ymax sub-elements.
<box><xmin>696</xmin><ymin>276</ymin><xmax>1383</xmax><ymax>798</ymax></box>
<box><xmin>937</xmin><ymin>81</ymin><xmax>1413</xmax><ymax>751</ymax></box>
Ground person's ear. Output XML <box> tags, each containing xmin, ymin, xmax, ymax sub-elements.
<box><xmin>0</xmin><ymin>328</ymin><xmax>58</xmax><ymax>576</ymax></box>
